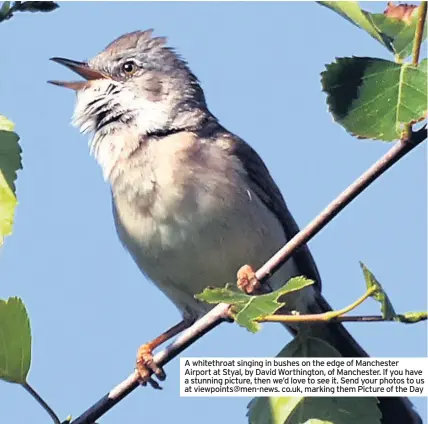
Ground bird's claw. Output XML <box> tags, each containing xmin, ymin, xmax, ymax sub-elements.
<box><xmin>136</xmin><ymin>344</ymin><xmax>166</xmax><ymax>389</ymax></box>
<box><xmin>237</xmin><ymin>264</ymin><xmax>262</xmax><ymax>294</ymax></box>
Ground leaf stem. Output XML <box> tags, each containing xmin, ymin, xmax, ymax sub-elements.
<box><xmin>326</xmin><ymin>286</ymin><xmax>377</xmax><ymax>319</ymax></box>
<box><xmin>256</xmin><ymin>286</ymin><xmax>377</xmax><ymax>324</ymax></box>
<box><xmin>22</xmin><ymin>381</ymin><xmax>61</xmax><ymax>424</ymax></box>
<box><xmin>412</xmin><ymin>1</ymin><xmax>427</xmax><ymax>66</ymax></box>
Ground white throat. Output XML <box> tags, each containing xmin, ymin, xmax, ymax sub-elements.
<box><xmin>71</xmin><ymin>80</ymin><xmax>171</xmax><ymax>181</ymax></box>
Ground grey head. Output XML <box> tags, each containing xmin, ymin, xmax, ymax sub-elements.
<box><xmin>50</xmin><ymin>30</ymin><xmax>213</xmax><ymax>178</ymax></box>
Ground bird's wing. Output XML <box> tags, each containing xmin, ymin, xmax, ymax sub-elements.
<box><xmin>228</xmin><ymin>135</ymin><xmax>322</xmax><ymax>291</ymax></box>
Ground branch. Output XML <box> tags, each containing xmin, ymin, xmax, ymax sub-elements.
<box><xmin>70</xmin><ymin>308</ymin><xmax>228</xmax><ymax>424</ymax></box>
<box><xmin>69</xmin><ymin>126</ymin><xmax>427</xmax><ymax>424</ymax></box>
<box><xmin>412</xmin><ymin>1</ymin><xmax>427</xmax><ymax>66</ymax></box>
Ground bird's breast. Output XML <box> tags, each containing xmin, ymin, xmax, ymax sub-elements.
<box><xmin>110</xmin><ymin>132</ymin><xmax>293</xmax><ymax>315</ymax></box>
<box><xmin>111</xmin><ymin>132</ymin><xmax>254</xmax><ymax>250</ymax></box>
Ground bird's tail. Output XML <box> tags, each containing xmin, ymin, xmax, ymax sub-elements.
<box><xmin>300</xmin><ymin>293</ymin><xmax>422</xmax><ymax>424</ymax></box>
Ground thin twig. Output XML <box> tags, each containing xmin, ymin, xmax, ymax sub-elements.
<box><xmin>256</xmin><ymin>286</ymin><xmax>377</xmax><ymax>323</ymax></box>
<box><xmin>404</xmin><ymin>1</ymin><xmax>427</xmax><ymax>139</ymax></box>
<box><xmin>412</xmin><ymin>1</ymin><xmax>427</xmax><ymax>66</ymax></box>
<box><xmin>325</xmin><ymin>286</ymin><xmax>376</xmax><ymax>319</ymax></box>
<box><xmin>70</xmin><ymin>307</ymin><xmax>228</xmax><ymax>424</ymax></box>
<box><xmin>22</xmin><ymin>381</ymin><xmax>61</xmax><ymax>424</ymax></box>
<box><xmin>69</xmin><ymin>126</ymin><xmax>427</xmax><ymax>424</ymax></box>
<box><xmin>258</xmin><ymin>314</ymin><xmax>428</xmax><ymax>324</ymax></box>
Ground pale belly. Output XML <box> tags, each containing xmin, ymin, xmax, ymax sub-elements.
<box><xmin>110</xmin><ymin>133</ymin><xmax>312</xmax><ymax>319</ymax></box>
<box><xmin>112</xmin><ymin>175</ymin><xmax>303</xmax><ymax>319</ymax></box>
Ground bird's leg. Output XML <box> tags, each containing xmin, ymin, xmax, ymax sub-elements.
<box><xmin>136</xmin><ymin>319</ymin><xmax>194</xmax><ymax>388</ymax></box>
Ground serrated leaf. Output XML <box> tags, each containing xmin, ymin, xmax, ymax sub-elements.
<box><xmin>360</xmin><ymin>262</ymin><xmax>396</xmax><ymax>320</ymax></box>
<box><xmin>196</xmin><ymin>283</ymin><xmax>250</xmax><ymax>304</ymax></box>
<box><xmin>248</xmin><ymin>337</ymin><xmax>381</xmax><ymax>424</ymax></box>
<box><xmin>0</xmin><ymin>297</ymin><xmax>31</xmax><ymax>383</ymax></box>
<box><xmin>319</xmin><ymin>1</ymin><xmax>426</xmax><ymax>61</ymax></box>
<box><xmin>196</xmin><ymin>277</ymin><xmax>314</xmax><ymax>333</ymax></box>
<box><xmin>318</xmin><ymin>2</ymin><xmax>393</xmax><ymax>52</ymax></box>
<box><xmin>397</xmin><ymin>311</ymin><xmax>427</xmax><ymax>324</ymax></box>
<box><xmin>0</xmin><ymin>115</ymin><xmax>22</xmax><ymax>244</ymax></box>
<box><xmin>322</xmin><ymin>57</ymin><xmax>427</xmax><ymax>141</ymax></box>
<box><xmin>370</xmin><ymin>5</ymin><xmax>427</xmax><ymax>61</ymax></box>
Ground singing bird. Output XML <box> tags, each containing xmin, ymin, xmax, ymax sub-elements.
<box><xmin>50</xmin><ymin>30</ymin><xmax>421</xmax><ymax>424</ymax></box>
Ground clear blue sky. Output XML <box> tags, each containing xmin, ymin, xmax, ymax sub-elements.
<box><xmin>0</xmin><ymin>2</ymin><xmax>426</xmax><ymax>423</ymax></box>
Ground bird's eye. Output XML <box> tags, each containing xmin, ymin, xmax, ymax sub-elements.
<box><xmin>122</xmin><ymin>61</ymin><xmax>137</xmax><ymax>75</ymax></box>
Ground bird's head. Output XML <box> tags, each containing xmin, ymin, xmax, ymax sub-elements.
<box><xmin>50</xmin><ymin>30</ymin><xmax>209</xmax><ymax>176</ymax></box>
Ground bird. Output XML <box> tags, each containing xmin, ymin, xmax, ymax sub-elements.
<box><xmin>49</xmin><ymin>29</ymin><xmax>421</xmax><ymax>424</ymax></box>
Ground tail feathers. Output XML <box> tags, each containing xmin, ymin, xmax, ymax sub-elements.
<box><xmin>303</xmin><ymin>294</ymin><xmax>422</xmax><ymax>424</ymax></box>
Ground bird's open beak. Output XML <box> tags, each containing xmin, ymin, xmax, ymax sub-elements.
<box><xmin>48</xmin><ymin>57</ymin><xmax>107</xmax><ymax>90</ymax></box>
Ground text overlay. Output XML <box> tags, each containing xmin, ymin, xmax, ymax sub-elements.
<box><xmin>180</xmin><ymin>357</ymin><xmax>427</xmax><ymax>397</ymax></box>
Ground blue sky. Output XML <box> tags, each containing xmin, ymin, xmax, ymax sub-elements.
<box><xmin>0</xmin><ymin>2</ymin><xmax>426</xmax><ymax>424</ymax></box>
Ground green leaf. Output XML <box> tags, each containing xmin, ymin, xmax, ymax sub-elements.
<box><xmin>360</xmin><ymin>262</ymin><xmax>396</xmax><ymax>320</ymax></box>
<box><xmin>396</xmin><ymin>311</ymin><xmax>427</xmax><ymax>324</ymax></box>
<box><xmin>319</xmin><ymin>2</ymin><xmax>427</xmax><ymax>61</ymax></box>
<box><xmin>14</xmin><ymin>1</ymin><xmax>58</xmax><ymax>12</ymax></box>
<box><xmin>0</xmin><ymin>1</ymin><xmax>11</xmax><ymax>20</ymax></box>
<box><xmin>318</xmin><ymin>1</ymin><xmax>393</xmax><ymax>52</ymax></box>
<box><xmin>196</xmin><ymin>276</ymin><xmax>314</xmax><ymax>333</ymax></box>
<box><xmin>322</xmin><ymin>57</ymin><xmax>428</xmax><ymax>141</ymax></box>
<box><xmin>196</xmin><ymin>283</ymin><xmax>250</xmax><ymax>304</ymax></box>
<box><xmin>0</xmin><ymin>115</ymin><xmax>22</xmax><ymax>244</ymax></box>
<box><xmin>0</xmin><ymin>115</ymin><xmax>21</xmax><ymax>191</ymax></box>
<box><xmin>0</xmin><ymin>297</ymin><xmax>31</xmax><ymax>383</ymax></box>
<box><xmin>249</xmin><ymin>396</ymin><xmax>381</xmax><ymax>424</ymax></box>
<box><xmin>370</xmin><ymin>6</ymin><xmax>427</xmax><ymax>61</ymax></box>
<box><xmin>248</xmin><ymin>337</ymin><xmax>381</xmax><ymax>424</ymax></box>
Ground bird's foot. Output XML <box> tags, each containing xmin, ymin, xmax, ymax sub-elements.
<box><xmin>136</xmin><ymin>343</ymin><xmax>166</xmax><ymax>389</ymax></box>
<box><xmin>135</xmin><ymin>319</ymin><xmax>192</xmax><ymax>389</ymax></box>
<box><xmin>237</xmin><ymin>264</ymin><xmax>262</xmax><ymax>294</ymax></box>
